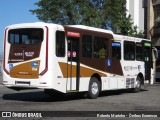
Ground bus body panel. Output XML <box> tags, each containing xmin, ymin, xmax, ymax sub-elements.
<box><xmin>121</xmin><ymin>61</ymin><xmax>144</xmax><ymax>77</ymax></box>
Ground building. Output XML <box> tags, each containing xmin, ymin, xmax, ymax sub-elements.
<box><xmin>149</xmin><ymin>0</ymin><xmax>160</xmax><ymax>45</ymax></box>
<box><xmin>126</xmin><ymin>0</ymin><xmax>144</xmax><ymax>33</ymax></box>
<box><xmin>126</xmin><ymin>0</ymin><xmax>160</xmax><ymax>45</ymax></box>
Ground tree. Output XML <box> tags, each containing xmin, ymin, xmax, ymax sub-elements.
<box><xmin>30</xmin><ymin>0</ymin><xmax>106</xmax><ymax>27</ymax></box>
<box><xmin>30</xmin><ymin>0</ymin><xmax>144</xmax><ymax>38</ymax></box>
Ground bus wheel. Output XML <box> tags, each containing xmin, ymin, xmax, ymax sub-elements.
<box><xmin>87</xmin><ymin>77</ymin><xmax>100</xmax><ymax>99</ymax></box>
<box><xmin>132</xmin><ymin>76</ymin><xmax>141</xmax><ymax>93</ymax></box>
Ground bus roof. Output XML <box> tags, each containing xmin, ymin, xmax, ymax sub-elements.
<box><xmin>113</xmin><ymin>34</ymin><xmax>151</xmax><ymax>42</ymax></box>
<box><xmin>5</xmin><ymin>22</ymin><xmax>62</xmax><ymax>30</ymax></box>
<box><xmin>66</xmin><ymin>25</ymin><xmax>114</xmax><ymax>34</ymax></box>
<box><xmin>5</xmin><ymin>22</ymin><xmax>151</xmax><ymax>43</ymax></box>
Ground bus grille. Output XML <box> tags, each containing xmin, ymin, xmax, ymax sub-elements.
<box><xmin>126</xmin><ymin>78</ymin><xmax>135</xmax><ymax>88</ymax></box>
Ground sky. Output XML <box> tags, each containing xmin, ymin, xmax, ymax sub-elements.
<box><xmin>0</xmin><ymin>0</ymin><xmax>40</xmax><ymax>53</ymax></box>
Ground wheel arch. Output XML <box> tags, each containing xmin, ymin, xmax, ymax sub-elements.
<box><xmin>91</xmin><ymin>73</ymin><xmax>102</xmax><ymax>90</ymax></box>
<box><xmin>137</xmin><ymin>72</ymin><xmax>144</xmax><ymax>85</ymax></box>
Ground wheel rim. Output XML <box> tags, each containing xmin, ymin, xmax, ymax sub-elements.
<box><xmin>135</xmin><ymin>80</ymin><xmax>140</xmax><ymax>88</ymax></box>
<box><xmin>91</xmin><ymin>82</ymin><xmax>98</xmax><ymax>95</ymax></box>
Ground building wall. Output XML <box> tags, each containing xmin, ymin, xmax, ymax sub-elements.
<box><xmin>139</xmin><ymin>0</ymin><xmax>144</xmax><ymax>32</ymax></box>
<box><xmin>126</xmin><ymin>0</ymin><xmax>144</xmax><ymax>32</ymax></box>
<box><xmin>149</xmin><ymin>0</ymin><xmax>160</xmax><ymax>45</ymax></box>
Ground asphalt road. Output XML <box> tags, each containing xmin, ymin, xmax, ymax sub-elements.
<box><xmin>0</xmin><ymin>74</ymin><xmax>160</xmax><ymax>120</ymax></box>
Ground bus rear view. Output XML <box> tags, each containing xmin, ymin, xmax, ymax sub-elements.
<box><xmin>3</xmin><ymin>23</ymin><xmax>50</xmax><ymax>90</ymax></box>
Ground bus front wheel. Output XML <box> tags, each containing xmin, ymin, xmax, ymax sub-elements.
<box><xmin>132</xmin><ymin>76</ymin><xmax>141</xmax><ymax>93</ymax></box>
<box><xmin>87</xmin><ymin>77</ymin><xmax>100</xmax><ymax>99</ymax></box>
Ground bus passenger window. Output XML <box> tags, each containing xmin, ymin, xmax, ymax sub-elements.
<box><xmin>82</xmin><ymin>35</ymin><xmax>92</xmax><ymax>58</ymax></box>
<box><xmin>136</xmin><ymin>43</ymin><xmax>142</xmax><ymax>61</ymax></box>
<box><xmin>94</xmin><ymin>37</ymin><xmax>108</xmax><ymax>59</ymax></box>
<box><xmin>124</xmin><ymin>41</ymin><xmax>135</xmax><ymax>60</ymax></box>
<box><xmin>112</xmin><ymin>42</ymin><xmax>121</xmax><ymax>60</ymax></box>
<box><xmin>56</xmin><ymin>31</ymin><xmax>65</xmax><ymax>57</ymax></box>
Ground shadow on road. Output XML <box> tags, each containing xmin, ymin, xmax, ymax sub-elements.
<box><xmin>99</xmin><ymin>89</ymin><xmax>148</xmax><ymax>97</ymax></box>
<box><xmin>2</xmin><ymin>89</ymin><xmax>148</xmax><ymax>102</ymax></box>
<box><xmin>2</xmin><ymin>91</ymin><xmax>87</xmax><ymax>102</ymax></box>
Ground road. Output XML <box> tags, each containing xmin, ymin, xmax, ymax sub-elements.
<box><xmin>0</xmin><ymin>74</ymin><xmax>160</xmax><ymax>119</ymax></box>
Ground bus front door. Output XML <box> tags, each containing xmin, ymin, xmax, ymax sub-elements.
<box><xmin>144</xmin><ymin>43</ymin><xmax>152</xmax><ymax>83</ymax></box>
<box><xmin>67</xmin><ymin>37</ymin><xmax>80</xmax><ymax>91</ymax></box>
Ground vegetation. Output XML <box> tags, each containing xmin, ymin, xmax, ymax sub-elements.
<box><xmin>30</xmin><ymin>0</ymin><xmax>144</xmax><ymax>38</ymax></box>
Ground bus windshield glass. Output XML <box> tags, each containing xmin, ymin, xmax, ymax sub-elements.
<box><xmin>8</xmin><ymin>28</ymin><xmax>43</xmax><ymax>45</ymax></box>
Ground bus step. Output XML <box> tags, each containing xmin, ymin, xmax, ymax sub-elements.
<box><xmin>67</xmin><ymin>90</ymin><xmax>79</xmax><ymax>93</ymax></box>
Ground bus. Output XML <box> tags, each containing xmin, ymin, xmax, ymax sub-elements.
<box><xmin>2</xmin><ymin>22</ymin><xmax>157</xmax><ymax>99</ymax></box>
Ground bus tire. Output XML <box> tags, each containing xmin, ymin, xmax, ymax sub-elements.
<box><xmin>132</xmin><ymin>76</ymin><xmax>141</xmax><ymax>93</ymax></box>
<box><xmin>87</xmin><ymin>77</ymin><xmax>100</xmax><ymax>99</ymax></box>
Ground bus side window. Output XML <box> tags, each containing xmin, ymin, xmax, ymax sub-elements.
<box><xmin>136</xmin><ymin>43</ymin><xmax>143</xmax><ymax>61</ymax></box>
<box><xmin>82</xmin><ymin>35</ymin><xmax>92</xmax><ymax>58</ymax></box>
<box><xmin>94</xmin><ymin>37</ymin><xmax>108</xmax><ymax>59</ymax></box>
<box><xmin>124</xmin><ymin>41</ymin><xmax>135</xmax><ymax>60</ymax></box>
<box><xmin>112</xmin><ymin>42</ymin><xmax>121</xmax><ymax>60</ymax></box>
<box><xmin>56</xmin><ymin>31</ymin><xmax>65</xmax><ymax>57</ymax></box>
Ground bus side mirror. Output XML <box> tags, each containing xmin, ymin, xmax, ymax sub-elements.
<box><xmin>152</xmin><ymin>47</ymin><xmax>158</xmax><ymax>60</ymax></box>
<box><xmin>155</xmin><ymin>51</ymin><xmax>158</xmax><ymax>59</ymax></box>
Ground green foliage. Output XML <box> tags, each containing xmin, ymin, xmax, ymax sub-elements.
<box><xmin>129</xmin><ymin>26</ymin><xmax>144</xmax><ymax>38</ymax></box>
<box><xmin>30</xmin><ymin>0</ymin><xmax>106</xmax><ymax>27</ymax></box>
<box><xmin>30</xmin><ymin>0</ymin><xmax>144</xmax><ymax>38</ymax></box>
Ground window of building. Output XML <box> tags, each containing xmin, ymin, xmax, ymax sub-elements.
<box><xmin>94</xmin><ymin>37</ymin><xmax>108</xmax><ymax>58</ymax></box>
<box><xmin>82</xmin><ymin>35</ymin><xmax>92</xmax><ymax>58</ymax></box>
<box><xmin>112</xmin><ymin>42</ymin><xmax>121</xmax><ymax>60</ymax></box>
<box><xmin>124</xmin><ymin>41</ymin><xmax>135</xmax><ymax>60</ymax></box>
<box><xmin>56</xmin><ymin>31</ymin><xmax>65</xmax><ymax>57</ymax></box>
<box><xmin>136</xmin><ymin>43</ymin><xmax>143</xmax><ymax>61</ymax></box>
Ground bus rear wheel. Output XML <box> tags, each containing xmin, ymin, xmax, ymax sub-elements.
<box><xmin>87</xmin><ymin>77</ymin><xmax>100</xmax><ymax>99</ymax></box>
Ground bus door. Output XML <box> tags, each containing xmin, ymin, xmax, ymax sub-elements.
<box><xmin>67</xmin><ymin>35</ymin><xmax>80</xmax><ymax>91</ymax></box>
<box><xmin>143</xmin><ymin>42</ymin><xmax>152</xmax><ymax>83</ymax></box>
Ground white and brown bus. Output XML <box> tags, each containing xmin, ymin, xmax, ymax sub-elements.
<box><xmin>2</xmin><ymin>22</ymin><xmax>157</xmax><ymax>99</ymax></box>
